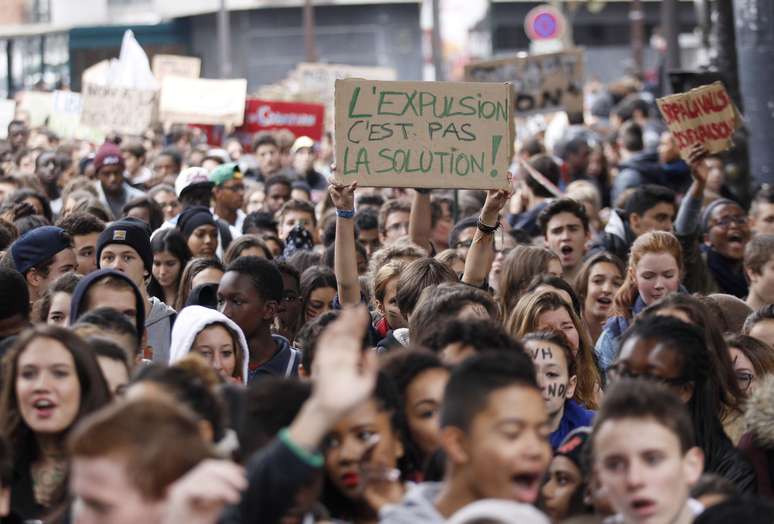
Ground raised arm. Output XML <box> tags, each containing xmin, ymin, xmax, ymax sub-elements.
<box><xmin>461</xmin><ymin>187</ymin><xmax>511</xmax><ymax>287</ymax></box>
<box><xmin>409</xmin><ymin>189</ymin><xmax>433</xmax><ymax>252</ymax></box>
<box><xmin>675</xmin><ymin>144</ymin><xmax>708</xmax><ymax>236</ymax></box>
<box><xmin>330</xmin><ymin>181</ymin><xmax>362</xmax><ymax>306</ymax></box>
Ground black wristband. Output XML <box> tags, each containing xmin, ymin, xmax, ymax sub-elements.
<box><xmin>477</xmin><ymin>218</ymin><xmax>500</xmax><ymax>234</ymax></box>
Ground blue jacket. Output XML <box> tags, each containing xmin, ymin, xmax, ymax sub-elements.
<box><xmin>595</xmin><ymin>294</ymin><xmax>648</xmax><ymax>372</ymax></box>
<box><xmin>550</xmin><ymin>400</ymin><xmax>595</xmax><ymax>450</ymax></box>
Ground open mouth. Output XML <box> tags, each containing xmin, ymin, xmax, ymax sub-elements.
<box><xmin>596</xmin><ymin>296</ymin><xmax>612</xmax><ymax>307</ymax></box>
<box><xmin>630</xmin><ymin>497</ymin><xmax>657</xmax><ymax>517</ymax></box>
<box><xmin>511</xmin><ymin>472</ymin><xmax>542</xmax><ymax>502</ymax></box>
<box><xmin>560</xmin><ymin>245</ymin><xmax>574</xmax><ymax>256</ymax></box>
<box><xmin>726</xmin><ymin>232</ymin><xmax>745</xmax><ymax>247</ymax></box>
<box><xmin>33</xmin><ymin>399</ymin><xmax>56</xmax><ymax>417</ymax></box>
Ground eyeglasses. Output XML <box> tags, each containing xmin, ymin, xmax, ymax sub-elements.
<box><xmin>736</xmin><ymin>371</ymin><xmax>753</xmax><ymax>392</ymax></box>
<box><xmin>712</xmin><ymin>215</ymin><xmax>748</xmax><ymax>228</ymax></box>
<box><xmin>222</xmin><ymin>183</ymin><xmax>245</xmax><ymax>192</ymax></box>
<box><xmin>607</xmin><ymin>364</ymin><xmax>689</xmax><ymax>387</ymax></box>
<box><xmin>454</xmin><ymin>239</ymin><xmax>473</xmax><ymax>249</ymax></box>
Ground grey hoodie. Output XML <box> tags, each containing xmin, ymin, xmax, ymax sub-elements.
<box><xmin>379</xmin><ymin>482</ymin><xmax>445</xmax><ymax>524</ymax></box>
<box><xmin>146</xmin><ymin>296</ymin><xmax>176</xmax><ymax>363</ymax></box>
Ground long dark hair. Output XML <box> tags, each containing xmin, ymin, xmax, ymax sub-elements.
<box><xmin>0</xmin><ymin>326</ymin><xmax>110</xmax><ymax>508</ymax></box>
<box><xmin>618</xmin><ymin>316</ymin><xmax>733</xmax><ymax>474</ymax></box>
<box><xmin>147</xmin><ymin>229</ymin><xmax>192</xmax><ymax>303</ymax></box>
<box><xmin>300</xmin><ymin>266</ymin><xmax>337</xmax><ymax>322</ymax></box>
<box><xmin>174</xmin><ymin>257</ymin><xmax>225</xmax><ymax>312</ymax></box>
<box><xmin>320</xmin><ymin>371</ymin><xmax>412</xmax><ymax>522</ymax></box>
<box><xmin>640</xmin><ymin>293</ymin><xmax>745</xmax><ymax>417</ymax></box>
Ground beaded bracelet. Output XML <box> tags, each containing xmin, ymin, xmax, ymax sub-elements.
<box><xmin>477</xmin><ymin>217</ymin><xmax>500</xmax><ymax>234</ymax></box>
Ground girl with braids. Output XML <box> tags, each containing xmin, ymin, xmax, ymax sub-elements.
<box><xmin>640</xmin><ymin>293</ymin><xmax>747</xmax><ymax>444</ymax></box>
<box><xmin>609</xmin><ymin>315</ymin><xmax>755</xmax><ymax>493</ymax></box>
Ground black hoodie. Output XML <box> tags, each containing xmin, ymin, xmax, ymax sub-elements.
<box><xmin>68</xmin><ymin>268</ymin><xmax>145</xmax><ymax>338</ymax></box>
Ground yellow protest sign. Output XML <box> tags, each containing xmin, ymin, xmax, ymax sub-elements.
<box><xmin>334</xmin><ymin>79</ymin><xmax>514</xmax><ymax>190</ymax></box>
<box><xmin>656</xmin><ymin>82</ymin><xmax>742</xmax><ymax>161</ymax></box>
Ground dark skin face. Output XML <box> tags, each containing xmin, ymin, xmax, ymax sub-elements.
<box><xmin>36</xmin><ymin>151</ymin><xmax>60</xmax><ymax>187</ymax></box>
<box><xmin>8</xmin><ymin>123</ymin><xmax>29</xmax><ymax>150</ymax></box>
<box><xmin>705</xmin><ymin>203</ymin><xmax>751</xmax><ymax>260</ymax></box>
<box><xmin>265</xmin><ymin>183</ymin><xmax>291</xmax><ymax>214</ymax></box>
<box><xmin>217</xmin><ymin>271</ymin><xmax>275</xmax><ymax>340</ymax></box>
<box><xmin>98</xmin><ymin>164</ymin><xmax>125</xmax><ymax>195</ymax></box>
<box><xmin>613</xmin><ymin>336</ymin><xmax>693</xmax><ymax>402</ymax></box>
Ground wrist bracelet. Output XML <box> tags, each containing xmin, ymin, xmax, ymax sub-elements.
<box><xmin>278</xmin><ymin>428</ymin><xmax>324</xmax><ymax>468</ymax></box>
<box><xmin>336</xmin><ymin>208</ymin><xmax>355</xmax><ymax>219</ymax></box>
<box><xmin>477</xmin><ymin>217</ymin><xmax>500</xmax><ymax>234</ymax></box>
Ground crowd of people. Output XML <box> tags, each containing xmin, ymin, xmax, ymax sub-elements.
<box><xmin>0</xmin><ymin>76</ymin><xmax>773</xmax><ymax>524</ymax></box>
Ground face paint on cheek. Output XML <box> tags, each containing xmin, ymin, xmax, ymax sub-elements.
<box><xmin>546</xmin><ymin>383</ymin><xmax>567</xmax><ymax>398</ymax></box>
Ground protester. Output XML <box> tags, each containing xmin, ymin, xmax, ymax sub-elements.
<box><xmin>523</xmin><ymin>331</ymin><xmax>595</xmax><ymax>449</ymax></box>
<box><xmin>10</xmin><ymin>225</ymin><xmax>76</xmax><ymax>303</ymax></box>
<box><xmin>96</xmin><ymin>218</ymin><xmax>176</xmax><ymax>362</ymax></box>
<box><xmin>724</xmin><ymin>334</ymin><xmax>774</xmax><ymax>395</ymax></box>
<box><xmin>0</xmin><ymin>326</ymin><xmax>110</xmax><ymax>520</ymax></box>
<box><xmin>737</xmin><ymin>375</ymin><xmax>774</xmax><ymax>499</ymax></box>
<box><xmin>148</xmin><ymin>228</ymin><xmax>191</xmax><ymax>308</ymax></box>
<box><xmin>34</xmin><ymin>272</ymin><xmax>81</xmax><ymax>326</ymax></box>
<box><xmin>508</xmin><ymin>290</ymin><xmax>601</xmax><ymax>409</ymax></box>
<box><xmin>169</xmin><ymin>305</ymin><xmax>249</xmax><ymax>384</ymax></box>
<box><xmin>380</xmin><ymin>349</ymin><xmax>450</xmax><ymax>476</ymax></box>
<box><xmin>538</xmin><ymin>198</ymin><xmax>591</xmax><ymax>281</ymax></box>
<box><xmin>609</xmin><ymin>315</ymin><xmax>755</xmax><ymax>491</ymax></box>
<box><xmin>590</xmin><ymin>379</ymin><xmax>704</xmax><ymax>524</ymax></box>
<box><xmin>55</xmin><ymin>211</ymin><xmax>105</xmax><ymax>275</ymax></box>
<box><xmin>595</xmin><ymin>230</ymin><xmax>683</xmax><ymax>371</ymax></box>
<box><xmin>93</xmin><ymin>141</ymin><xmax>145</xmax><ymax>220</ymax></box>
<box><xmin>175</xmin><ymin>257</ymin><xmax>225</xmax><ymax>311</ymax></box>
<box><xmin>573</xmin><ymin>251</ymin><xmax>625</xmax><ymax>343</ymax></box>
<box><xmin>539</xmin><ymin>427</ymin><xmax>593</xmax><ymax>522</ymax></box>
<box><xmin>217</xmin><ymin>256</ymin><xmax>299</xmax><ymax>381</ymax></box>
<box><xmin>210</xmin><ymin>162</ymin><xmax>246</xmax><ymax>232</ymax></box>
<box><xmin>380</xmin><ymin>351</ymin><xmax>551</xmax><ymax>522</ymax></box>
<box><xmin>222</xmin><ymin>234</ymin><xmax>273</xmax><ymax>265</ymax></box>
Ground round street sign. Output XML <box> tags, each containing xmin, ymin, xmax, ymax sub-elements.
<box><xmin>524</xmin><ymin>4</ymin><xmax>566</xmax><ymax>41</ymax></box>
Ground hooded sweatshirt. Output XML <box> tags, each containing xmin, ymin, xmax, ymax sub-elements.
<box><xmin>379</xmin><ymin>482</ymin><xmax>445</xmax><ymax>524</ymax></box>
<box><xmin>69</xmin><ymin>268</ymin><xmax>145</xmax><ymax>337</ymax></box>
<box><xmin>169</xmin><ymin>305</ymin><xmax>250</xmax><ymax>384</ymax></box>
<box><xmin>146</xmin><ymin>296</ymin><xmax>176</xmax><ymax>364</ymax></box>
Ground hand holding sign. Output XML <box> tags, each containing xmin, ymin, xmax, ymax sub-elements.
<box><xmin>334</xmin><ymin>79</ymin><xmax>514</xmax><ymax>190</ymax></box>
<box><xmin>656</xmin><ymin>82</ymin><xmax>742</xmax><ymax>162</ymax></box>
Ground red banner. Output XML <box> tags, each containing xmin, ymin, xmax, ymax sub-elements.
<box><xmin>238</xmin><ymin>98</ymin><xmax>325</xmax><ymax>142</ymax></box>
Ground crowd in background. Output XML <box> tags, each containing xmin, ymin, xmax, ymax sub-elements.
<box><xmin>0</xmin><ymin>73</ymin><xmax>772</xmax><ymax>524</ymax></box>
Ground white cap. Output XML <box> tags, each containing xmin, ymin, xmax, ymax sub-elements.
<box><xmin>175</xmin><ymin>167</ymin><xmax>213</xmax><ymax>198</ymax></box>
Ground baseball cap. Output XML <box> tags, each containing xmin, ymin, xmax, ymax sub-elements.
<box><xmin>175</xmin><ymin>167</ymin><xmax>214</xmax><ymax>198</ymax></box>
<box><xmin>11</xmin><ymin>226</ymin><xmax>72</xmax><ymax>275</ymax></box>
<box><xmin>290</xmin><ymin>136</ymin><xmax>315</xmax><ymax>155</ymax></box>
<box><xmin>209</xmin><ymin>162</ymin><xmax>242</xmax><ymax>186</ymax></box>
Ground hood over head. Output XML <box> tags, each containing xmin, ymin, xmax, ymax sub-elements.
<box><xmin>169</xmin><ymin>305</ymin><xmax>250</xmax><ymax>384</ymax></box>
<box><xmin>69</xmin><ymin>268</ymin><xmax>145</xmax><ymax>338</ymax></box>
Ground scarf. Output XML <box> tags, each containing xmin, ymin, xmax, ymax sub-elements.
<box><xmin>705</xmin><ymin>246</ymin><xmax>748</xmax><ymax>299</ymax></box>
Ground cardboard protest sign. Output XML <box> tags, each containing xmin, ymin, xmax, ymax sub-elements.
<box><xmin>464</xmin><ymin>49</ymin><xmax>584</xmax><ymax>116</ymax></box>
<box><xmin>657</xmin><ymin>82</ymin><xmax>742</xmax><ymax>161</ymax></box>
<box><xmin>239</xmin><ymin>98</ymin><xmax>325</xmax><ymax>141</ymax></box>
<box><xmin>334</xmin><ymin>79</ymin><xmax>514</xmax><ymax>190</ymax></box>
<box><xmin>48</xmin><ymin>91</ymin><xmax>105</xmax><ymax>143</ymax></box>
<box><xmin>152</xmin><ymin>54</ymin><xmax>201</xmax><ymax>81</ymax></box>
<box><xmin>17</xmin><ymin>91</ymin><xmax>54</xmax><ymax>127</ymax></box>
<box><xmin>159</xmin><ymin>77</ymin><xmax>246</xmax><ymax>126</ymax></box>
<box><xmin>81</xmin><ymin>83</ymin><xmax>157</xmax><ymax>136</ymax></box>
